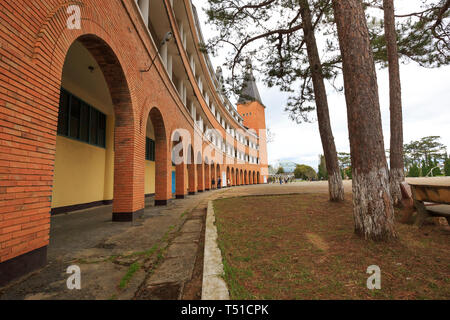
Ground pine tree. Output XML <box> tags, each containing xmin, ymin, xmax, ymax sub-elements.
<box><xmin>318</xmin><ymin>154</ymin><xmax>328</xmax><ymax>180</ymax></box>
<box><xmin>383</xmin><ymin>0</ymin><xmax>404</xmax><ymax>207</ymax></box>
<box><xmin>332</xmin><ymin>0</ymin><xmax>396</xmax><ymax>240</ymax></box>
<box><xmin>408</xmin><ymin>163</ymin><xmax>420</xmax><ymax>177</ymax></box>
<box><xmin>444</xmin><ymin>157</ymin><xmax>450</xmax><ymax>176</ymax></box>
<box><xmin>204</xmin><ymin>0</ymin><xmax>344</xmax><ymax>201</ymax></box>
<box><xmin>370</xmin><ymin>0</ymin><xmax>450</xmax><ymax>68</ymax></box>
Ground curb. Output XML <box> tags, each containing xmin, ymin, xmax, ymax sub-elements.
<box><xmin>201</xmin><ymin>201</ymin><xmax>230</xmax><ymax>300</ymax></box>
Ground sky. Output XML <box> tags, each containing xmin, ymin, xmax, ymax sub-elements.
<box><xmin>192</xmin><ymin>0</ymin><xmax>450</xmax><ymax>170</ymax></box>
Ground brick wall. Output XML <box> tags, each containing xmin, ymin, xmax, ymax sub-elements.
<box><xmin>0</xmin><ymin>0</ymin><xmax>268</xmax><ymax>272</ymax></box>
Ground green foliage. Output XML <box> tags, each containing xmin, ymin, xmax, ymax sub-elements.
<box><xmin>404</xmin><ymin>136</ymin><xmax>447</xmax><ymax>171</ymax></box>
<box><xmin>444</xmin><ymin>157</ymin><xmax>450</xmax><ymax>176</ymax></box>
<box><xmin>119</xmin><ymin>262</ymin><xmax>141</xmax><ymax>289</ymax></box>
<box><xmin>432</xmin><ymin>167</ymin><xmax>442</xmax><ymax>176</ymax></box>
<box><xmin>204</xmin><ymin>0</ymin><xmax>340</xmax><ymax>123</ymax></box>
<box><xmin>204</xmin><ymin>0</ymin><xmax>449</xmax><ymax>124</ymax></box>
<box><xmin>294</xmin><ymin>164</ymin><xmax>318</xmax><ymax>180</ymax></box>
<box><xmin>344</xmin><ymin>167</ymin><xmax>352</xmax><ymax>180</ymax></box>
<box><xmin>277</xmin><ymin>166</ymin><xmax>285</xmax><ymax>174</ymax></box>
<box><xmin>318</xmin><ymin>155</ymin><xmax>328</xmax><ymax>180</ymax></box>
<box><xmin>370</xmin><ymin>0</ymin><xmax>450</xmax><ymax>68</ymax></box>
<box><xmin>421</xmin><ymin>159</ymin><xmax>430</xmax><ymax>177</ymax></box>
<box><xmin>337</xmin><ymin>152</ymin><xmax>351</xmax><ymax>169</ymax></box>
<box><xmin>408</xmin><ymin>163</ymin><xmax>420</xmax><ymax>177</ymax></box>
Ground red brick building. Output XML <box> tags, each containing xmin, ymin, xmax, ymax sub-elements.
<box><xmin>0</xmin><ymin>0</ymin><xmax>268</xmax><ymax>286</ymax></box>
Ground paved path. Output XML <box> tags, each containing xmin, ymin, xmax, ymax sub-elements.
<box><xmin>0</xmin><ymin>180</ymin><xmax>360</xmax><ymax>300</ymax></box>
<box><xmin>4</xmin><ymin>178</ymin><xmax>441</xmax><ymax>299</ymax></box>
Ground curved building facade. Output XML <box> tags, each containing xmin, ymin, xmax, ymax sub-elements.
<box><xmin>0</xmin><ymin>0</ymin><xmax>268</xmax><ymax>285</ymax></box>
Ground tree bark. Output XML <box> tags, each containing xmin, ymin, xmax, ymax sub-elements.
<box><xmin>332</xmin><ymin>0</ymin><xmax>397</xmax><ymax>241</ymax></box>
<box><xmin>300</xmin><ymin>0</ymin><xmax>344</xmax><ymax>201</ymax></box>
<box><xmin>384</xmin><ymin>0</ymin><xmax>405</xmax><ymax>207</ymax></box>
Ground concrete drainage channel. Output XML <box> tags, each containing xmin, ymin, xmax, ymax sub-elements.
<box><xmin>201</xmin><ymin>201</ymin><xmax>230</xmax><ymax>300</ymax></box>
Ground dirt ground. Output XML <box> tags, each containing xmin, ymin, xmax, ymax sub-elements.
<box><xmin>213</xmin><ymin>193</ymin><xmax>450</xmax><ymax>300</ymax></box>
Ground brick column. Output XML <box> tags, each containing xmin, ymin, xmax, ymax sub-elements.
<box><xmin>204</xmin><ymin>164</ymin><xmax>211</xmax><ymax>190</ymax></box>
<box><xmin>216</xmin><ymin>167</ymin><xmax>221</xmax><ymax>188</ymax></box>
<box><xmin>176</xmin><ymin>163</ymin><xmax>187</xmax><ymax>199</ymax></box>
<box><xmin>154</xmin><ymin>138</ymin><xmax>171</xmax><ymax>206</ymax></box>
<box><xmin>112</xmin><ymin>122</ymin><xmax>145</xmax><ymax>222</ymax></box>
<box><xmin>197</xmin><ymin>164</ymin><xmax>204</xmax><ymax>192</ymax></box>
<box><xmin>211</xmin><ymin>165</ymin><xmax>216</xmax><ymax>189</ymax></box>
<box><xmin>188</xmin><ymin>163</ymin><xmax>197</xmax><ymax>195</ymax></box>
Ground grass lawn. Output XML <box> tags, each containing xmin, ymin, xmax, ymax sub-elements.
<box><xmin>213</xmin><ymin>194</ymin><xmax>450</xmax><ymax>300</ymax></box>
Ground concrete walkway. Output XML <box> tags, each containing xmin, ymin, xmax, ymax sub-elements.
<box><xmin>0</xmin><ymin>181</ymin><xmax>348</xmax><ymax>300</ymax></box>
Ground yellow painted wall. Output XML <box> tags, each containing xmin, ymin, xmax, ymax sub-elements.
<box><xmin>52</xmin><ymin>41</ymin><xmax>171</xmax><ymax>207</ymax></box>
<box><xmin>145</xmin><ymin>115</ymin><xmax>156</xmax><ymax>195</ymax></box>
<box><xmin>145</xmin><ymin>161</ymin><xmax>156</xmax><ymax>195</ymax></box>
<box><xmin>52</xmin><ymin>137</ymin><xmax>107</xmax><ymax>208</ymax></box>
<box><xmin>52</xmin><ymin>41</ymin><xmax>115</xmax><ymax>209</ymax></box>
<box><xmin>103</xmin><ymin>116</ymin><xmax>115</xmax><ymax>201</ymax></box>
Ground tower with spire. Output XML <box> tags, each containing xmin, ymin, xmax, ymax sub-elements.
<box><xmin>237</xmin><ymin>58</ymin><xmax>269</xmax><ymax>179</ymax></box>
<box><xmin>237</xmin><ymin>58</ymin><xmax>267</xmax><ymax>132</ymax></box>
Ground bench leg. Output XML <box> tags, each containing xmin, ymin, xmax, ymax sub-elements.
<box><xmin>414</xmin><ymin>200</ymin><xmax>431</xmax><ymax>227</ymax></box>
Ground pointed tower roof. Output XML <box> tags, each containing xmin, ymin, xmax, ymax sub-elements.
<box><xmin>238</xmin><ymin>58</ymin><xmax>264</xmax><ymax>107</ymax></box>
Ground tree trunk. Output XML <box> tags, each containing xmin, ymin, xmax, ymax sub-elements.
<box><xmin>332</xmin><ymin>0</ymin><xmax>396</xmax><ymax>241</ymax></box>
<box><xmin>300</xmin><ymin>0</ymin><xmax>344</xmax><ymax>201</ymax></box>
<box><xmin>384</xmin><ymin>0</ymin><xmax>405</xmax><ymax>207</ymax></box>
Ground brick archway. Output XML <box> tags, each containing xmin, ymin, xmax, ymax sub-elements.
<box><xmin>211</xmin><ymin>162</ymin><xmax>217</xmax><ymax>189</ymax></box>
<box><xmin>147</xmin><ymin>107</ymin><xmax>170</xmax><ymax>206</ymax></box>
<box><xmin>57</xmin><ymin>35</ymin><xmax>139</xmax><ymax>222</ymax></box>
<box><xmin>187</xmin><ymin>145</ymin><xmax>197</xmax><ymax>195</ymax></box>
<box><xmin>204</xmin><ymin>157</ymin><xmax>211</xmax><ymax>191</ymax></box>
<box><xmin>216</xmin><ymin>164</ymin><xmax>221</xmax><ymax>188</ymax></box>
<box><xmin>196</xmin><ymin>152</ymin><xmax>204</xmax><ymax>192</ymax></box>
<box><xmin>172</xmin><ymin>132</ymin><xmax>187</xmax><ymax>199</ymax></box>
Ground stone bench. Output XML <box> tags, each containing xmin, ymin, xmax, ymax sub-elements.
<box><xmin>427</xmin><ymin>205</ymin><xmax>450</xmax><ymax>218</ymax></box>
<box><xmin>406</xmin><ymin>179</ymin><xmax>450</xmax><ymax>226</ymax></box>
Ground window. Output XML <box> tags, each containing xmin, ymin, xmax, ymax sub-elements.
<box><xmin>80</xmin><ymin>102</ymin><xmax>90</xmax><ymax>142</ymax></box>
<box><xmin>146</xmin><ymin>137</ymin><xmax>156</xmax><ymax>161</ymax></box>
<box><xmin>57</xmin><ymin>90</ymin><xmax>70</xmax><ymax>136</ymax></box>
<box><xmin>57</xmin><ymin>88</ymin><xmax>107</xmax><ymax>148</ymax></box>
<box><xmin>89</xmin><ymin>107</ymin><xmax>98</xmax><ymax>145</ymax></box>
<box><xmin>69</xmin><ymin>97</ymin><xmax>80</xmax><ymax>139</ymax></box>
